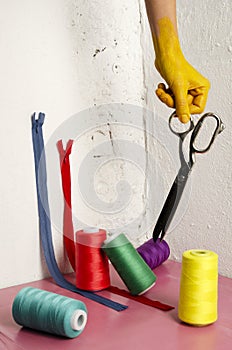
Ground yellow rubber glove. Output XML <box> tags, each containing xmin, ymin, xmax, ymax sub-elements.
<box><xmin>153</xmin><ymin>18</ymin><xmax>210</xmax><ymax>123</ymax></box>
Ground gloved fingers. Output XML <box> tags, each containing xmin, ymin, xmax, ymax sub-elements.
<box><xmin>155</xmin><ymin>81</ymin><xmax>209</xmax><ymax>123</ymax></box>
<box><xmin>187</xmin><ymin>93</ymin><xmax>194</xmax><ymax>106</ymax></box>
<box><xmin>156</xmin><ymin>84</ymin><xmax>175</xmax><ymax>108</ymax></box>
<box><xmin>157</xmin><ymin>83</ymin><xmax>174</xmax><ymax>96</ymax></box>
<box><xmin>188</xmin><ymin>86</ymin><xmax>210</xmax><ymax>114</ymax></box>
<box><xmin>188</xmin><ymin>87</ymin><xmax>203</xmax><ymax>97</ymax></box>
<box><xmin>171</xmin><ymin>83</ymin><xmax>190</xmax><ymax>123</ymax></box>
<box><xmin>156</xmin><ymin>83</ymin><xmax>195</xmax><ymax>119</ymax></box>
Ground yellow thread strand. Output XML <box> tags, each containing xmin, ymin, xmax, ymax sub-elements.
<box><xmin>178</xmin><ymin>250</ymin><xmax>218</xmax><ymax>326</ymax></box>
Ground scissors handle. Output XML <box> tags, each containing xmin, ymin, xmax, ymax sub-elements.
<box><xmin>153</xmin><ymin>164</ymin><xmax>191</xmax><ymax>242</ymax></box>
<box><xmin>169</xmin><ymin>112</ymin><xmax>194</xmax><ymax>140</ymax></box>
<box><xmin>190</xmin><ymin>112</ymin><xmax>225</xmax><ymax>153</ymax></box>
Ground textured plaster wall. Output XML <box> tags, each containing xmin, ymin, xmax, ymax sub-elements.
<box><xmin>0</xmin><ymin>0</ymin><xmax>231</xmax><ymax>288</ymax></box>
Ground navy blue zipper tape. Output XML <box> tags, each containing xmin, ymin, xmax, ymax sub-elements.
<box><xmin>31</xmin><ymin>112</ymin><xmax>127</xmax><ymax>311</ymax></box>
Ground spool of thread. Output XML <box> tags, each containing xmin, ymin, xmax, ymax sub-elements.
<box><xmin>178</xmin><ymin>250</ymin><xmax>218</xmax><ymax>326</ymax></box>
<box><xmin>102</xmin><ymin>233</ymin><xmax>156</xmax><ymax>295</ymax></box>
<box><xmin>75</xmin><ymin>228</ymin><xmax>110</xmax><ymax>291</ymax></box>
<box><xmin>12</xmin><ymin>287</ymin><xmax>88</xmax><ymax>338</ymax></box>
<box><xmin>137</xmin><ymin>238</ymin><xmax>170</xmax><ymax>270</ymax></box>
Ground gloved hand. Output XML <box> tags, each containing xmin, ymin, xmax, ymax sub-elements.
<box><xmin>153</xmin><ymin>18</ymin><xmax>210</xmax><ymax>123</ymax></box>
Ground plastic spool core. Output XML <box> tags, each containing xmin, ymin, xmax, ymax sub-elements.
<box><xmin>190</xmin><ymin>250</ymin><xmax>210</xmax><ymax>257</ymax></box>
<box><xmin>83</xmin><ymin>227</ymin><xmax>100</xmax><ymax>234</ymax></box>
<box><xmin>104</xmin><ymin>233</ymin><xmax>121</xmax><ymax>245</ymax></box>
<box><xmin>138</xmin><ymin>281</ymin><xmax>156</xmax><ymax>295</ymax></box>
<box><xmin>70</xmin><ymin>310</ymin><xmax>87</xmax><ymax>331</ymax></box>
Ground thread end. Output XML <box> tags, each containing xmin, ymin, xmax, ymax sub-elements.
<box><xmin>70</xmin><ymin>310</ymin><xmax>88</xmax><ymax>331</ymax></box>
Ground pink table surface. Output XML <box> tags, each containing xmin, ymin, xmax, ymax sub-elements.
<box><xmin>0</xmin><ymin>260</ymin><xmax>231</xmax><ymax>350</ymax></box>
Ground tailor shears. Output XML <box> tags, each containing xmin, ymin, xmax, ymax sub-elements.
<box><xmin>153</xmin><ymin>112</ymin><xmax>225</xmax><ymax>242</ymax></box>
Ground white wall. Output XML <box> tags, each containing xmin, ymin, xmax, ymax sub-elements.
<box><xmin>0</xmin><ymin>0</ymin><xmax>231</xmax><ymax>288</ymax></box>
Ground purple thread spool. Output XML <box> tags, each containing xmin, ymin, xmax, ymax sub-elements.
<box><xmin>137</xmin><ymin>239</ymin><xmax>170</xmax><ymax>270</ymax></box>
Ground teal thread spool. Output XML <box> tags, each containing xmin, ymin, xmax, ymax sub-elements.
<box><xmin>102</xmin><ymin>233</ymin><xmax>156</xmax><ymax>295</ymax></box>
<box><xmin>12</xmin><ymin>287</ymin><xmax>87</xmax><ymax>338</ymax></box>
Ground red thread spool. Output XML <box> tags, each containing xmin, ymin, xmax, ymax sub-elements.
<box><xmin>75</xmin><ymin>228</ymin><xmax>110</xmax><ymax>291</ymax></box>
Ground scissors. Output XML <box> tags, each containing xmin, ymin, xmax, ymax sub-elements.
<box><xmin>153</xmin><ymin>112</ymin><xmax>225</xmax><ymax>242</ymax></box>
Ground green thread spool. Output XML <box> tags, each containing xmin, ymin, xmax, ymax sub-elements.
<box><xmin>12</xmin><ymin>287</ymin><xmax>88</xmax><ymax>338</ymax></box>
<box><xmin>102</xmin><ymin>233</ymin><xmax>156</xmax><ymax>295</ymax></box>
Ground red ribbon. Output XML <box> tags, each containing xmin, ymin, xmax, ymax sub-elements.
<box><xmin>57</xmin><ymin>140</ymin><xmax>76</xmax><ymax>271</ymax></box>
<box><xmin>108</xmin><ymin>286</ymin><xmax>174</xmax><ymax>311</ymax></box>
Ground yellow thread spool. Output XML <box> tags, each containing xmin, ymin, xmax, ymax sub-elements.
<box><xmin>178</xmin><ymin>250</ymin><xmax>218</xmax><ymax>326</ymax></box>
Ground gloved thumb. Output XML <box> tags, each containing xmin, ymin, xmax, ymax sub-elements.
<box><xmin>172</xmin><ymin>84</ymin><xmax>190</xmax><ymax>123</ymax></box>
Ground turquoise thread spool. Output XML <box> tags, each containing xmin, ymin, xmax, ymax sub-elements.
<box><xmin>102</xmin><ymin>233</ymin><xmax>156</xmax><ymax>295</ymax></box>
<box><xmin>12</xmin><ymin>287</ymin><xmax>87</xmax><ymax>338</ymax></box>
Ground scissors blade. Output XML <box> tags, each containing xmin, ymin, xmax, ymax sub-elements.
<box><xmin>153</xmin><ymin>164</ymin><xmax>191</xmax><ymax>242</ymax></box>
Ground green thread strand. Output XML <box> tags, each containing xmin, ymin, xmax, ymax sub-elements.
<box><xmin>12</xmin><ymin>287</ymin><xmax>87</xmax><ymax>338</ymax></box>
<box><xmin>102</xmin><ymin>234</ymin><xmax>156</xmax><ymax>295</ymax></box>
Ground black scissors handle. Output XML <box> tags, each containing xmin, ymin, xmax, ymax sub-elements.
<box><xmin>153</xmin><ymin>164</ymin><xmax>191</xmax><ymax>242</ymax></box>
